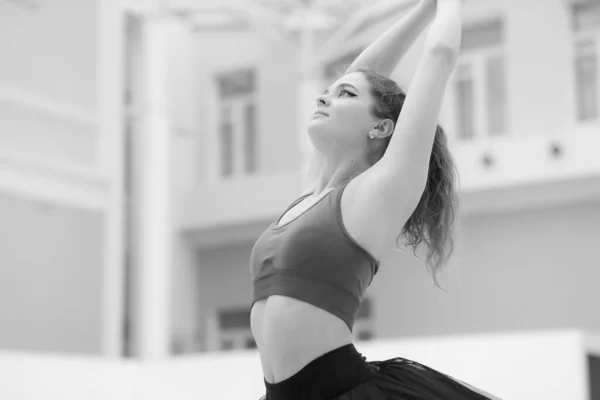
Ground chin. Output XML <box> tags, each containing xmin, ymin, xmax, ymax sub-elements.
<box><xmin>308</xmin><ymin>120</ymin><xmax>335</xmax><ymax>135</ymax></box>
<box><xmin>307</xmin><ymin>126</ymin><xmax>330</xmax><ymax>142</ymax></box>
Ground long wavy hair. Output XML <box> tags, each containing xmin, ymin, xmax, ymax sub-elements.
<box><xmin>352</xmin><ymin>67</ymin><xmax>460</xmax><ymax>287</ymax></box>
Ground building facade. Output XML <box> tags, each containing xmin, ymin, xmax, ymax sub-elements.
<box><xmin>0</xmin><ymin>0</ymin><xmax>599</xmax><ymax>357</ymax></box>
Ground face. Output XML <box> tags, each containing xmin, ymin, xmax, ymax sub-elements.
<box><xmin>307</xmin><ymin>72</ymin><xmax>379</xmax><ymax>159</ymax></box>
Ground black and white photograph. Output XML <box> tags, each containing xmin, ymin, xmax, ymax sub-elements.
<box><xmin>0</xmin><ymin>0</ymin><xmax>599</xmax><ymax>399</ymax></box>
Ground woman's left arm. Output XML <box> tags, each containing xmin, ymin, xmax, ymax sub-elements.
<box><xmin>353</xmin><ymin>0</ymin><xmax>462</xmax><ymax>224</ymax></box>
<box><xmin>375</xmin><ymin>0</ymin><xmax>462</xmax><ymax>203</ymax></box>
<box><xmin>346</xmin><ymin>0</ymin><xmax>437</xmax><ymax>77</ymax></box>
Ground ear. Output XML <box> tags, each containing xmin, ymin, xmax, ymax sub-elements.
<box><xmin>370</xmin><ymin>119</ymin><xmax>395</xmax><ymax>139</ymax></box>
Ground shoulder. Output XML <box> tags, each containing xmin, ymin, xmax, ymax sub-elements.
<box><xmin>340</xmin><ymin>167</ymin><xmax>419</xmax><ymax>261</ymax></box>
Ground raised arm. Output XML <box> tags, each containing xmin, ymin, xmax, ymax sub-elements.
<box><xmin>346</xmin><ymin>0</ymin><xmax>437</xmax><ymax>77</ymax></box>
<box><xmin>303</xmin><ymin>0</ymin><xmax>437</xmax><ymax>193</ymax></box>
<box><xmin>375</xmin><ymin>0</ymin><xmax>462</xmax><ymax>204</ymax></box>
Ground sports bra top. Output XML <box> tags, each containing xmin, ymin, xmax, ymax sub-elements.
<box><xmin>249</xmin><ymin>181</ymin><xmax>380</xmax><ymax>332</ymax></box>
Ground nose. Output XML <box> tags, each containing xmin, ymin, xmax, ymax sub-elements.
<box><xmin>316</xmin><ymin>94</ymin><xmax>329</xmax><ymax>107</ymax></box>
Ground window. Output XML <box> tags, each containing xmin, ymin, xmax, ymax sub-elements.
<box><xmin>244</xmin><ymin>103</ymin><xmax>257</xmax><ymax>172</ymax></box>
<box><xmin>572</xmin><ymin>2</ymin><xmax>600</xmax><ymax>121</ymax></box>
<box><xmin>205</xmin><ymin>306</ymin><xmax>254</xmax><ymax>352</ymax></box>
<box><xmin>220</xmin><ymin>107</ymin><xmax>234</xmax><ymax>176</ymax></box>
<box><xmin>453</xmin><ymin>18</ymin><xmax>506</xmax><ymax>140</ymax></box>
<box><xmin>217</xmin><ymin>68</ymin><xmax>258</xmax><ymax>178</ymax></box>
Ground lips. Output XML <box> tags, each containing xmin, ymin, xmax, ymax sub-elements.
<box><xmin>312</xmin><ymin>110</ymin><xmax>329</xmax><ymax>117</ymax></box>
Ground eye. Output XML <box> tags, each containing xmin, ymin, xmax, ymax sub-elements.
<box><xmin>339</xmin><ymin>89</ymin><xmax>356</xmax><ymax>97</ymax></box>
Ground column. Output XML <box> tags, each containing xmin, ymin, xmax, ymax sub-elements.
<box><xmin>133</xmin><ymin>13</ymin><xmax>173</xmax><ymax>359</ymax></box>
<box><xmin>98</xmin><ymin>0</ymin><xmax>125</xmax><ymax>358</ymax></box>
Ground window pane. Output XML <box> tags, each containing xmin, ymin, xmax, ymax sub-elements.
<box><xmin>486</xmin><ymin>55</ymin><xmax>506</xmax><ymax>134</ymax></box>
<box><xmin>218</xmin><ymin>69</ymin><xmax>256</xmax><ymax>98</ymax></box>
<box><xmin>244</xmin><ymin>103</ymin><xmax>256</xmax><ymax>173</ymax></box>
<box><xmin>576</xmin><ymin>52</ymin><xmax>598</xmax><ymax>121</ymax></box>
<box><xmin>456</xmin><ymin>78</ymin><xmax>475</xmax><ymax>140</ymax></box>
<box><xmin>219</xmin><ymin>308</ymin><xmax>250</xmax><ymax>329</ymax></box>
<box><xmin>572</xmin><ymin>2</ymin><xmax>600</xmax><ymax>32</ymax></box>
<box><xmin>461</xmin><ymin>19</ymin><xmax>503</xmax><ymax>52</ymax></box>
<box><xmin>220</xmin><ymin>108</ymin><xmax>233</xmax><ymax>176</ymax></box>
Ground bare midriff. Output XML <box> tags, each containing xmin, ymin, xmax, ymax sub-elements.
<box><xmin>250</xmin><ymin>295</ymin><xmax>354</xmax><ymax>384</ymax></box>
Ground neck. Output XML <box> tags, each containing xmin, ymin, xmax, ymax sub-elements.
<box><xmin>312</xmin><ymin>155</ymin><xmax>371</xmax><ymax>196</ymax></box>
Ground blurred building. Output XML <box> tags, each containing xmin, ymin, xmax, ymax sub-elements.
<box><xmin>0</xmin><ymin>0</ymin><xmax>599</xmax><ymax>358</ymax></box>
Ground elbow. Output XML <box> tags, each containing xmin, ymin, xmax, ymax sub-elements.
<box><xmin>424</xmin><ymin>14</ymin><xmax>462</xmax><ymax>62</ymax></box>
<box><xmin>425</xmin><ymin>40</ymin><xmax>459</xmax><ymax>59</ymax></box>
<box><xmin>423</xmin><ymin>42</ymin><xmax>459</xmax><ymax>66</ymax></box>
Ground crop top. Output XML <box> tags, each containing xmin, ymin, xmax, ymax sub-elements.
<box><xmin>249</xmin><ymin>181</ymin><xmax>380</xmax><ymax>332</ymax></box>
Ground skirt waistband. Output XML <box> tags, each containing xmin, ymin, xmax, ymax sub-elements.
<box><xmin>264</xmin><ymin>343</ymin><xmax>376</xmax><ymax>400</ymax></box>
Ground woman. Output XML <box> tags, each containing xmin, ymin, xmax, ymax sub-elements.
<box><xmin>250</xmin><ymin>0</ymin><xmax>501</xmax><ymax>398</ymax></box>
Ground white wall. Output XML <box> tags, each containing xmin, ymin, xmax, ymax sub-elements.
<box><xmin>168</xmin><ymin>22</ymin><xmax>201</xmax><ymax>191</ymax></box>
<box><xmin>500</xmin><ymin>0</ymin><xmax>576</xmax><ymax>137</ymax></box>
<box><xmin>373</xmin><ymin>199</ymin><xmax>600</xmax><ymax>339</ymax></box>
<box><xmin>0</xmin><ymin>0</ymin><xmax>98</xmax><ymax>166</ymax></box>
<box><xmin>254</xmin><ymin>38</ymin><xmax>302</xmax><ymax>173</ymax></box>
<box><xmin>0</xmin><ymin>0</ymin><xmax>110</xmax><ymax>355</ymax></box>
<box><xmin>0</xmin><ymin>192</ymin><xmax>104</xmax><ymax>354</ymax></box>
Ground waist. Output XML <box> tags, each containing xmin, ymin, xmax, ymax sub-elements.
<box><xmin>251</xmin><ymin>295</ymin><xmax>353</xmax><ymax>384</ymax></box>
<box><xmin>263</xmin><ymin>343</ymin><xmax>375</xmax><ymax>400</ymax></box>
<box><xmin>253</xmin><ymin>272</ymin><xmax>361</xmax><ymax>330</ymax></box>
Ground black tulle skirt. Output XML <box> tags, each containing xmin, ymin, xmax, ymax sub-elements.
<box><xmin>260</xmin><ymin>343</ymin><xmax>502</xmax><ymax>400</ymax></box>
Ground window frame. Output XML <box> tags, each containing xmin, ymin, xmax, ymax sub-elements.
<box><xmin>450</xmin><ymin>18</ymin><xmax>507</xmax><ymax>141</ymax></box>
<box><xmin>452</xmin><ymin>46</ymin><xmax>506</xmax><ymax>141</ymax></box>
<box><xmin>573</xmin><ymin>24</ymin><xmax>600</xmax><ymax>123</ymax></box>
<box><xmin>214</xmin><ymin>68</ymin><xmax>258</xmax><ymax>180</ymax></box>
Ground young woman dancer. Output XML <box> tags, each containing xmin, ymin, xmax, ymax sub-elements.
<box><xmin>250</xmin><ymin>0</ymin><xmax>501</xmax><ymax>398</ymax></box>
